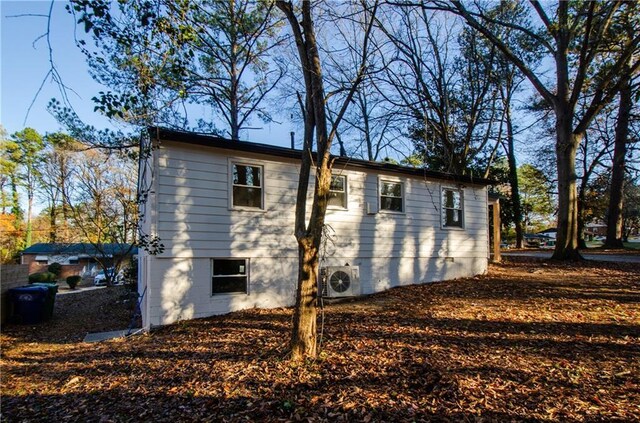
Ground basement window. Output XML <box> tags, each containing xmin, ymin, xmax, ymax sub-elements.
<box><xmin>211</xmin><ymin>259</ymin><xmax>249</xmax><ymax>295</ymax></box>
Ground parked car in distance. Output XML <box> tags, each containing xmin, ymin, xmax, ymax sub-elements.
<box><xmin>94</xmin><ymin>268</ymin><xmax>124</xmax><ymax>286</ymax></box>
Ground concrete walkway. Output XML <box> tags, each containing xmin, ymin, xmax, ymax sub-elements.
<box><xmin>57</xmin><ymin>285</ymin><xmax>106</xmax><ymax>296</ymax></box>
<box><xmin>83</xmin><ymin>328</ymin><xmax>145</xmax><ymax>343</ymax></box>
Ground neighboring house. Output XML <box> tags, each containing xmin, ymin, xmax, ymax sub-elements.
<box><xmin>138</xmin><ymin>128</ymin><xmax>494</xmax><ymax>328</ymax></box>
<box><xmin>537</xmin><ymin>228</ymin><xmax>557</xmax><ymax>239</ymax></box>
<box><xmin>540</xmin><ymin>224</ymin><xmax>611</xmax><ymax>241</ymax></box>
<box><xmin>21</xmin><ymin>243</ymin><xmax>137</xmax><ymax>280</ymax></box>
<box><xmin>585</xmin><ymin>221</ymin><xmax>607</xmax><ymax>238</ymax></box>
<box><xmin>524</xmin><ymin>233</ymin><xmax>552</xmax><ymax>247</ymax></box>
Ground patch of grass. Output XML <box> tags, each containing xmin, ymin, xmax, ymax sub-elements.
<box><xmin>623</xmin><ymin>241</ymin><xmax>640</xmax><ymax>250</ymax></box>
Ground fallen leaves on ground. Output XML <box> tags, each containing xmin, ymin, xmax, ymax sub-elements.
<box><xmin>1</xmin><ymin>257</ymin><xmax>639</xmax><ymax>422</ymax></box>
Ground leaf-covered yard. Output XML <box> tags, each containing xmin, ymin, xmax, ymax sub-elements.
<box><xmin>2</xmin><ymin>257</ymin><xmax>639</xmax><ymax>422</ymax></box>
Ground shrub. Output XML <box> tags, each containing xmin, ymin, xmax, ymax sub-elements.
<box><xmin>66</xmin><ymin>275</ymin><xmax>82</xmax><ymax>289</ymax></box>
<box><xmin>28</xmin><ymin>272</ymin><xmax>57</xmax><ymax>283</ymax></box>
<box><xmin>48</xmin><ymin>262</ymin><xmax>62</xmax><ymax>276</ymax></box>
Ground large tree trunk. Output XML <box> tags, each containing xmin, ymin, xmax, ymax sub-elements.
<box><xmin>552</xmin><ymin>17</ymin><xmax>583</xmax><ymax>261</ymax></box>
<box><xmin>289</xmin><ymin>0</ymin><xmax>335</xmax><ymax>358</ymax></box>
<box><xmin>279</xmin><ymin>0</ymin><xmax>331</xmax><ymax>361</ymax></box>
<box><xmin>291</xmin><ymin>241</ymin><xmax>319</xmax><ymax>359</ymax></box>
<box><xmin>291</xmin><ymin>164</ymin><xmax>333</xmax><ymax>360</ymax></box>
<box><xmin>279</xmin><ymin>0</ymin><xmax>375</xmax><ymax>361</ymax></box>
<box><xmin>447</xmin><ymin>0</ymin><xmax>640</xmax><ymax>262</ymax></box>
<box><xmin>604</xmin><ymin>74</ymin><xmax>631</xmax><ymax>249</ymax></box>
<box><xmin>503</xmin><ymin>97</ymin><xmax>524</xmax><ymax>248</ymax></box>
<box><xmin>552</xmin><ymin>110</ymin><xmax>582</xmax><ymax>260</ymax></box>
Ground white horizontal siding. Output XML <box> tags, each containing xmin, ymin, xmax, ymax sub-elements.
<box><xmin>153</xmin><ymin>140</ymin><xmax>489</xmax><ymax>260</ymax></box>
<box><xmin>145</xmin><ymin>255</ymin><xmax>488</xmax><ymax>326</ymax></box>
<box><xmin>142</xmin><ymin>140</ymin><xmax>490</xmax><ymax>327</ymax></box>
<box><xmin>146</xmin><ymin>256</ymin><xmax>298</xmax><ymax>326</ymax></box>
<box><xmin>155</xmin><ymin>214</ymin><xmax>488</xmax><ymax>233</ymax></box>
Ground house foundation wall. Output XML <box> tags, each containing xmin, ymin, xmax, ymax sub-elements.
<box><xmin>143</xmin><ymin>255</ymin><xmax>487</xmax><ymax>327</ymax></box>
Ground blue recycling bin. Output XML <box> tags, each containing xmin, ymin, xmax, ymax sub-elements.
<box><xmin>9</xmin><ymin>286</ymin><xmax>49</xmax><ymax>324</ymax></box>
<box><xmin>30</xmin><ymin>283</ymin><xmax>58</xmax><ymax>320</ymax></box>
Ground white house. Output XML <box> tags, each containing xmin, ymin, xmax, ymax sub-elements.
<box><xmin>138</xmin><ymin>127</ymin><xmax>494</xmax><ymax>328</ymax></box>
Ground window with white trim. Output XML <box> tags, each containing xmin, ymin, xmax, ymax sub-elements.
<box><xmin>442</xmin><ymin>187</ymin><xmax>463</xmax><ymax>228</ymax></box>
<box><xmin>328</xmin><ymin>175</ymin><xmax>347</xmax><ymax>209</ymax></box>
<box><xmin>212</xmin><ymin>258</ymin><xmax>249</xmax><ymax>294</ymax></box>
<box><xmin>231</xmin><ymin>163</ymin><xmax>263</xmax><ymax>209</ymax></box>
<box><xmin>380</xmin><ymin>180</ymin><xmax>404</xmax><ymax>212</ymax></box>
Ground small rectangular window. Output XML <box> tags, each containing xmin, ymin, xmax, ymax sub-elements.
<box><xmin>212</xmin><ymin>259</ymin><xmax>248</xmax><ymax>294</ymax></box>
<box><xmin>380</xmin><ymin>180</ymin><xmax>404</xmax><ymax>212</ymax></box>
<box><xmin>328</xmin><ymin>175</ymin><xmax>347</xmax><ymax>209</ymax></box>
<box><xmin>442</xmin><ymin>188</ymin><xmax>463</xmax><ymax>228</ymax></box>
<box><xmin>232</xmin><ymin>163</ymin><xmax>263</xmax><ymax>209</ymax></box>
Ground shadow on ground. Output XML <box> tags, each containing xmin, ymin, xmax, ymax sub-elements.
<box><xmin>2</xmin><ymin>259</ymin><xmax>639</xmax><ymax>422</ymax></box>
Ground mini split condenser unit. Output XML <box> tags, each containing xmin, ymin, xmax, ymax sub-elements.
<box><xmin>319</xmin><ymin>266</ymin><xmax>361</xmax><ymax>298</ymax></box>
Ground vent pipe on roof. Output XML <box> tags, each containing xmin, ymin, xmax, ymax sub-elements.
<box><xmin>290</xmin><ymin>131</ymin><xmax>295</xmax><ymax>150</ymax></box>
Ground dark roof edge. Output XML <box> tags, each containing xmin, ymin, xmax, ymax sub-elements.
<box><xmin>148</xmin><ymin>127</ymin><xmax>495</xmax><ymax>186</ymax></box>
<box><xmin>21</xmin><ymin>242</ymin><xmax>136</xmax><ymax>255</ymax></box>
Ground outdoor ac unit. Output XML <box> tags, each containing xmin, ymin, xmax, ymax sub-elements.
<box><xmin>319</xmin><ymin>266</ymin><xmax>360</xmax><ymax>298</ymax></box>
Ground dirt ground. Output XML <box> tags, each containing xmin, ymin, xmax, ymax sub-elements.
<box><xmin>1</xmin><ymin>257</ymin><xmax>639</xmax><ymax>422</ymax></box>
<box><xmin>2</xmin><ymin>285</ymin><xmax>137</xmax><ymax>344</ymax></box>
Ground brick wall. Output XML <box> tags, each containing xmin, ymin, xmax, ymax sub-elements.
<box><xmin>21</xmin><ymin>255</ymin><xmax>98</xmax><ymax>280</ymax></box>
<box><xmin>58</xmin><ymin>265</ymin><xmax>87</xmax><ymax>280</ymax></box>
<box><xmin>21</xmin><ymin>255</ymin><xmax>48</xmax><ymax>275</ymax></box>
<box><xmin>1</xmin><ymin>264</ymin><xmax>29</xmax><ymax>324</ymax></box>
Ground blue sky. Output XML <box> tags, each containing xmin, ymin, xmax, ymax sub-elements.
<box><xmin>0</xmin><ymin>0</ymin><xmax>293</xmax><ymax>145</ymax></box>
<box><xmin>1</xmin><ymin>1</ymin><xmax>110</xmax><ymax>135</ymax></box>
<box><xmin>1</xmin><ymin>1</ymin><xmax>544</xmax><ymax>158</ymax></box>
